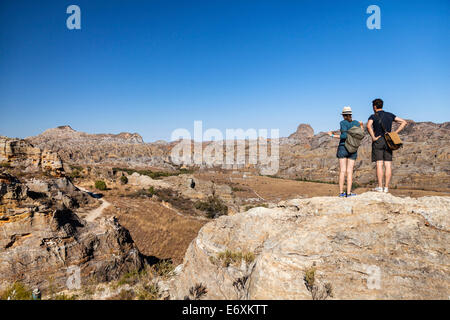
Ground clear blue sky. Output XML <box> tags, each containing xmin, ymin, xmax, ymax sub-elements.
<box><xmin>0</xmin><ymin>0</ymin><xmax>449</xmax><ymax>142</ymax></box>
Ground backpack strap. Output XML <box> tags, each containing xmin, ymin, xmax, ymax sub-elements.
<box><xmin>374</xmin><ymin>112</ymin><xmax>388</xmax><ymax>134</ymax></box>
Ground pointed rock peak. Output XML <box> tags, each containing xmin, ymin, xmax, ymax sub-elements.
<box><xmin>289</xmin><ymin>124</ymin><xmax>314</xmax><ymax>139</ymax></box>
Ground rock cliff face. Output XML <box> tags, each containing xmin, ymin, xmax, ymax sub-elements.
<box><xmin>0</xmin><ymin>136</ymin><xmax>63</xmax><ymax>175</ymax></box>
<box><xmin>0</xmin><ymin>137</ymin><xmax>145</xmax><ymax>292</ymax></box>
<box><xmin>169</xmin><ymin>192</ymin><xmax>450</xmax><ymax>299</ymax></box>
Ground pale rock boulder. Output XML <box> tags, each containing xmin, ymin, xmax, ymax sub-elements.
<box><xmin>169</xmin><ymin>192</ymin><xmax>450</xmax><ymax>300</ymax></box>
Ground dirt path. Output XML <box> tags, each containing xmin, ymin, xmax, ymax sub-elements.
<box><xmin>77</xmin><ymin>186</ymin><xmax>111</xmax><ymax>222</ymax></box>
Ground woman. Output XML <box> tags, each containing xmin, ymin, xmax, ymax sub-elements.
<box><xmin>328</xmin><ymin>106</ymin><xmax>364</xmax><ymax>197</ymax></box>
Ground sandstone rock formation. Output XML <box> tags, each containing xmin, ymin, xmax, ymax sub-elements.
<box><xmin>0</xmin><ymin>172</ymin><xmax>144</xmax><ymax>292</ymax></box>
<box><xmin>288</xmin><ymin>124</ymin><xmax>314</xmax><ymax>140</ymax></box>
<box><xmin>0</xmin><ymin>136</ymin><xmax>63</xmax><ymax>175</ymax></box>
<box><xmin>0</xmin><ymin>137</ymin><xmax>145</xmax><ymax>292</ymax></box>
<box><xmin>26</xmin><ymin>126</ymin><xmax>173</xmax><ymax>169</ymax></box>
<box><xmin>168</xmin><ymin>192</ymin><xmax>450</xmax><ymax>299</ymax></box>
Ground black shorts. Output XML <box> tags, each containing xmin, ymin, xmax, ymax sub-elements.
<box><xmin>372</xmin><ymin>136</ymin><xmax>393</xmax><ymax>162</ymax></box>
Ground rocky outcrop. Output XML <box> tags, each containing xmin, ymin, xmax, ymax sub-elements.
<box><xmin>0</xmin><ymin>173</ymin><xmax>144</xmax><ymax>292</ymax></box>
<box><xmin>0</xmin><ymin>136</ymin><xmax>63</xmax><ymax>175</ymax></box>
<box><xmin>288</xmin><ymin>124</ymin><xmax>314</xmax><ymax>140</ymax></box>
<box><xmin>169</xmin><ymin>192</ymin><xmax>450</xmax><ymax>299</ymax></box>
<box><xmin>26</xmin><ymin>126</ymin><xmax>173</xmax><ymax>169</ymax></box>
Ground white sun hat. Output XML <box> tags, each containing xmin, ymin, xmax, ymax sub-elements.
<box><xmin>341</xmin><ymin>106</ymin><xmax>352</xmax><ymax>115</ymax></box>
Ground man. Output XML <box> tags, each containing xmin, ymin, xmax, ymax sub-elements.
<box><xmin>367</xmin><ymin>98</ymin><xmax>407</xmax><ymax>193</ymax></box>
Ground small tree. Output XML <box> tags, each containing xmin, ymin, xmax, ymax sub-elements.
<box><xmin>120</xmin><ymin>175</ymin><xmax>128</xmax><ymax>185</ymax></box>
<box><xmin>95</xmin><ymin>180</ymin><xmax>107</xmax><ymax>191</ymax></box>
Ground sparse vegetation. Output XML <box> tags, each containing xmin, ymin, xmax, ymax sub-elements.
<box><xmin>120</xmin><ymin>175</ymin><xmax>128</xmax><ymax>185</ymax></box>
<box><xmin>295</xmin><ymin>177</ymin><xmax>337</xmax><ymax>185</ymax></box>
<box><xmin>112</xmin><ymin>167</ymin><xmax>193</xmax><ymax>180</ymax></box>
<box><xmin>95</xmin><ymin>180</ymin><xmax>107</xmax><ymax>191</ymax></box>
<box><xmin>210</xmin><ymin>250</ymin><xmax>255</xmax><ymax>267</ymax></box>
<box><xmin>0</xmin><ymin>162</ymin><xmax>11</xmax><ymax>168</ymax></box>
<box><xmin>52</xmin><ymin>293</ymin><xmax>78</xmax><ymax>300</ymax></box>
<box><xmin>303</xmin><ymin>266</ymin><xmax>333</xmax><ymax>300</ymax></box>
<box><xmin>136</xmin><ymin>283</ymin><xmax>159</xmax><ymax>300</ymax></box>
<box><xmin>0</xmin><ymin>282</ymin><xmax>33</xmax><ymax>300</ymax></box>
<box><xmin>152</xmin><ymin>259</ymin><xmax>175</xmax><ymax>278</ymax></box>
<box><xmin>69</xmin><ymin>164</ymin><xmax>83</xmax><ymax>172</ymax></box>
<box><xmin>194</xmin><ymin>196</ymin><xmax>228</xmax><ymax>219</ymax></box>
<box><xmin>265</xmin><ymin>174</ymin><xmax>337</xmax><ymax>185</ymax></box>
<box><xmin>69</xmin><ymin>169</ymin><xmax>82</xmax><ymax>179</ymax></box>
<box><xmin>184</xmin><ymin>283</ymin><xmax>208</xmax><ymax>300</ymax></box>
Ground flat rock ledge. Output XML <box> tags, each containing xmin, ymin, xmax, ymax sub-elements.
<box><xmin>168</xmin><ymin>192</ymin><xmax>450</xmax><ymax>300</ymax></box>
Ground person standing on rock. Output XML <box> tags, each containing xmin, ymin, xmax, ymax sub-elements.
<box><xmin>328</xmin><ymin>106</ymin><xmax>364</xmax><ymax>197</ymax></box>
<box><xmin>367</xmin><ymin>98</ymin><xmax>407</xmax><ymax>193</ymax></box>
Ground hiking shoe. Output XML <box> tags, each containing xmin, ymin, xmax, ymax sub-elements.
<box><xmin>338</xmin><ymin>193</ymin><xmax>347</xmax><ymax>198</ymax></box>
<box><xmin>383</xmin><ymin>187</ymin><xmax>389</xmax><ymax>193</ymax></box>
<box><xmin>346</xmin><ymin>193</ymin><xmax>357</xmax><ymax>197</ymax></box>
<box><xmin>373</xmin><ymin>187</ymin><xmax>384</xmax><ymax>192</ymax></box>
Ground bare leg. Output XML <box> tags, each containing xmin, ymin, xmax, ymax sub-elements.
<box><xmin>346</xmin><ymin>159</ymin><xmax>355</xmax><ymax>194</ymax></box>
<box><xmin>376</xmin><ymin>161</ymin><xmax>384</xmax><ymax>188</ymax></box>
<box><xmin>339</xmin><ymin>158</ymin><xmax>347</xmax><ymax>194</ymax></box>
<box><xmin>384</xmin><ymin>161</ymin><xmax>392</xmax><ymax>188</ymax></box>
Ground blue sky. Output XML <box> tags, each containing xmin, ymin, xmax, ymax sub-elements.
<box><xmin>0</xmin><ymin>0</ymin><xmax>449</xmax><ymax>142</ymax></box>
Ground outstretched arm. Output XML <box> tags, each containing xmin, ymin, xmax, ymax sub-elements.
<box><xmin>327</xmin><ymin>130</ymin><xmax>341</xmax><ymax>139</ymax></box>
<box><xmin>394</xmin><ymin>116</ymin><xmax>407</xmax><ymax>133</ymax></box>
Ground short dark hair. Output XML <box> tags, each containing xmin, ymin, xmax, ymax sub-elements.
<box><xmin>372</xmin><ymin>98</ymin><xmax>383</xmax><ymax>109</ymax></box>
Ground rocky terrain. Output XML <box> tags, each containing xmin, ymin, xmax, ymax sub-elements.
<box><xmin>26</xmin><ymin>121</ymin><xmax>450</xmax><ymax>191</ymax></box>
<box><xmin>26</xmin><ymin>125</ymin><xmax>174</xmax><ymax>169</ymax></box>
<box><xmin>0</xmin><ymin>137</ymin><xmax>144</xmax><ymax>293</ymax></box>
<box><xmin>168</xmin><ymin>192</ymin><xmax>450</xmax><ymax>299</ymax></box>
<box><xmin>1</xmin><ymin>121</ymin><xmax>448</xmax><ymax>300</ymax></box>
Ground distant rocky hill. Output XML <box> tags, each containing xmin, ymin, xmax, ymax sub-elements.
<box><xmin>168</xmin><ymin>192</ymin><xmax>450</xmax><ymax>299</ymax></box>
<box><xmin>26</xmin><ymin>126</ymin><xmax>174</xmax><ymax>169</ymax></box>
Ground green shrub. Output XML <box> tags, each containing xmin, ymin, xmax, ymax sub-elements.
<box><xmin>112</xmin><ymin>167</ymin><xmax>193</xmax><ymax>180</ymax></box>
<box><xmin>0</xmin><ymin>282</ymin><xmax>33</xmax><ymax>300</ymax></box>
<box><xmin>153</xmin><ymin>260</ymin><xmax>175</xmax><ymax>278</ymax></box>
<box><xmin>69</xmin><ymin>169</ymin><xmax>81</xmax><ymax>179</ymax></box>
<box><xmin>0</xmin><ymin>162</ymin><xmax>11</xmax><ymax>168</ymax></box>
<box><xmin>136</xmin><ymin>284</ymin><xmax>159</xmax><ymax>300</ymax></box>
<box><xmin>120</xmin><ymin>175</ymin><xmax>128</xmax><ymax>185</ymax></box>
<box><xmin>194</xmin><ymin>196</ymin><xmax>228</xmax><ymax>219</ymax></box>
<box><xmin>52</xmin><ymin>293</ymin><xmax>77</xmax><ymax>300</ymax></box>
<box><xmin>95</xmin><ymin>180</ymin><xmax>107</xmax><ymax>191</ymax></box>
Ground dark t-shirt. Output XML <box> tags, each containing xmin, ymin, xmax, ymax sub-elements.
<box><xmin>368</xmin><ymin>111</ymin><xmax>396</xmax><ymax>137</ymax></box>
